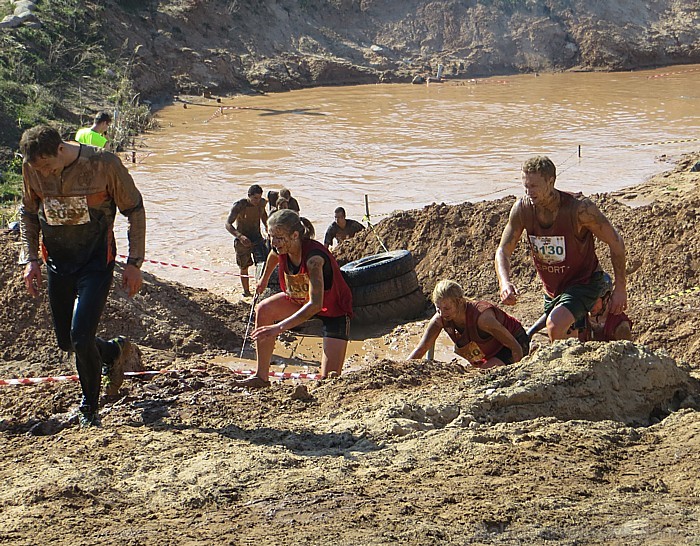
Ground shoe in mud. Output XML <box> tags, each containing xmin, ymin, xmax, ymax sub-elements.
<box><xmin>104</xmin><ymin>338</ymin><xmax>142</xmax><ymax>396</ymax></box>
<box><xmin>78</xmin><ymin>412</ymin><xmax>102</xmax><ymax>429</ymax></box>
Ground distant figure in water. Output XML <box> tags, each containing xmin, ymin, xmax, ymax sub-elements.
<box><xmin>268</xmin><ymin>187</ymin><xmax>300</xmax><ymax>214</ymax></box>
<box><xmin>225</xmin><ymin>184</ymin><xmax>269</xmax><ymax>297</ymax></box>
<box><xmin>409</xmin><ymin>280</ymin><xmax>529</xmax><ymax>370</ymax></box>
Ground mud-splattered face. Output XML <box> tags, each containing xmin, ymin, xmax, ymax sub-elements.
<box><xmin>522</xmin><ymin>170</ymin><xmax>555</xmax><ymax>205</ymax></box>
<box><xmin>269</xmin><ymin>226</ymin><xmax>299</xmax><ymax>255</ymax></box>
<box><xmin>435</xmin><ymin>298</ymin><xmax>460</xmax><ymax>322</ymax></box>
<box><xmin>248</xmin><ymin>193</ymin><xmax>263</xmax><ymax>207</ymax></box>
<box><xmin>29</xmin><ymin>154</ymin><xmax>64</xmax><ymax>177</ymax></box>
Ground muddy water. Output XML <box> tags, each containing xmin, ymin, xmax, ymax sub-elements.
<box><xmin>116</xmin><ymin>65</ymin><xmax>700</xmax><ymax>291</ymax></box>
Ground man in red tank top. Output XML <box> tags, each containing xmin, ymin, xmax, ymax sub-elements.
<box><xmin>495</xmin><ymin>156</ymin><xmax>628</xmax><ymax>341</ymax></box>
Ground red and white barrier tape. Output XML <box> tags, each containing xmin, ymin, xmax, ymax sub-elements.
<box><xmin>0</xmin><ymin>369</ymin><xmax>200</xmax><ymax>387</ymax></box>
<box><xmin>117</xmin><ymin>255</ymin><xmax>253</xmax><ymax>278</ymax></box>
<box><xmin>0</xmin><ymin>368</ymin><xmax>320</xmax><ymax>387</ymax></box>
<box><xmin>647</xmin><ymin>67</ymin><xmax>700</xmax><ymax>79</ymax></box>
<box><xmin>232</xmin><ymin>369</ymin><xmax>322</xmax><ymax>381</ymax></box>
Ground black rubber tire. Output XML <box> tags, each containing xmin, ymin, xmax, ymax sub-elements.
<box><xmin>352</xmin><ymin>288</ymin><xmax>428</xmax><ymax>325</ymax></box>
<box><xmin>350</xmin><ymin>270</ymin><xmax>420</xmax><ymax>307</ymax></box>
<box><xmin>341</xmin><ymin>250</ymin><xmax>415</xmax><ymax>287</ymax></box>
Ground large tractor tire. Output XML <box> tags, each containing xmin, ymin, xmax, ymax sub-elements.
<box><xmin>351</xmin><ymin>288</ymin><xmax>428</xmax><ymax>326</ymax></box>
<box><xmin>349</xmin><ymin>270</ymin><xmax>420</xmax><ymax>308</ymax></box>
<box><xmin>341</xmin><ymin>250</ymin><xmax>415</xmax><ymax>287</ymax></box>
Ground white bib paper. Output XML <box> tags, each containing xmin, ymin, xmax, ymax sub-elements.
<box><xmin>44</xmin><ymin>196</ymin><xmax>90</xmax><ymax>226</ymax></box>
<box><xmin>529</xmin><ymin>235</ymin><xmax>566</xmax><ymax>264</ymax></box>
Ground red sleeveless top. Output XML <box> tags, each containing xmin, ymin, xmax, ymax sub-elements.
<box><xmin>443</xmin><ymin>300</ymin><xmax>523</xmax><ymax>363</ymax></box>
<box><xmin>278</xmin><ymin>239</ymin><xmax>353</xmax><ymax>318</ymax></box>
<box><xmin>519</xmin><ymin>191</ymin><xmax>599</xmax><ymax>297</ymax></box>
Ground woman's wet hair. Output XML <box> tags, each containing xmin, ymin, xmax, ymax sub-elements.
<box><xmin>432</xmin><ymin>279</ymin><xmax>464</xmax><ymax>304</ymax></box>
<box><xmin>268</xmin><ymin>209</ymin><xmax>315</xmax><ymax>240</ymax></box>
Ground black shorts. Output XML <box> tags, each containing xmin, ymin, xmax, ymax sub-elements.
<box><xmin>492</xmin><ymin>327</ymin><xmax>530</xmax><ymax>365</ymax></box>
<box><xmin>319</xmin><ymin>314</ymin><xmax>351</xmax><ymax>341</ymax></box>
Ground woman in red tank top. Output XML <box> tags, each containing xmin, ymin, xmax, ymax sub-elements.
<box><xmin>409</xmin><ymin>280</ymin><xmax>530</xmax><ymax>369</ymax></box>
<box><xmin>236</xmin><ymin>210</ymin><xmax>353</xmax><ymax>388</ymax></box>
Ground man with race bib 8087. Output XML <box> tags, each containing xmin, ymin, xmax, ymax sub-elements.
<box><xmin>495</xmin><ymin>155</ymin><xmax>627</xmax><ymax>341</ymax></box>
<box><xmin>18</xmin><ymin>125</ymin><xmax>146</xmax><ymax>428</ymax></box>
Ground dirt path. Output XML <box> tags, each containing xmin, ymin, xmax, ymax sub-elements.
<box><xmin>1</xmin><ymin>151</ymin><xmax>699</xmax><ymax>544</ymax></box>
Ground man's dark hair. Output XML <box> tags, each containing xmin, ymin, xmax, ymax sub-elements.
<box><xmin>19</xmin><ymin>125</ymin><xmax>63</xmax><ymax>163</ymax></box>
<box><xmin>522</xmin><ymin>156</ymin><xmax>556</xmax><ymax>181</ymax></box>
<box><xmin>95</xmin><ymin>111</ymin><xmax>112</xmax><ymax>124</ymax></box>
<box><xmin>334</xmin><ymin>207</ymin><xmax>346</xmax><ymax>216</ymax></box>
<box><xmin>248</xmin><ymin>184</ymin><xmax>263</xmax><ymax>196</ymax></box>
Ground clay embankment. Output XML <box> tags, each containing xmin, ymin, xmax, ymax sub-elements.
<box><xmin>0</xmin><ymin>153</ymin><xmax>699</xmax><ymax>544</ymax></box>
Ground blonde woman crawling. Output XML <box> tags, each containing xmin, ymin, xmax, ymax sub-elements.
<box><xmin>409</xmin><ymin>280</ymin><xmax>530</xmax><ymax>369</ymax></box>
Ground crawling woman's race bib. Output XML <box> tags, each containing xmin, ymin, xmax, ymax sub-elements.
<box><xmin>43</xmin><ymin>196</ymin><xmax>90</xmax><ymax>226</ymax></box>
<box><xmin>454</xmin><ymin>341</ymin><xmax>486</xmax><ymax>364</ymax></box>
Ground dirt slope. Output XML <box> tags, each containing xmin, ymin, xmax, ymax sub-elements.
<box><xmin>102</xmin><ymin>0</ymin><xmax>700</xmax><ymax>97</ymax></box>
<box><xmin>1</xmin><ymin>152</ymin><xmax>700</xmax><ymax>544</ymax></box>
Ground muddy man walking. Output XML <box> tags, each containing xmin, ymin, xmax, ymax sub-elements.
<box><xmin>18</xmin><ymin>125</ymin><xmax>146</xmax><ymax>428</ymax></box>
<box><xmin>495</xmin><ymin>155</ymin><xmax>627</xmax><ymax>341</ymax></box>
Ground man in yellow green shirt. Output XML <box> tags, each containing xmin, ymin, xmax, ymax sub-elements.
<box><xmin>75</xmin><ymin>111</ymin><xmax>112</xmax><ymax>148</ymax></box>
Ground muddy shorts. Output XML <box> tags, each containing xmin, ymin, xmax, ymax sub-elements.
<box><xmin>492</xmin><ymin>327</ymin><xmax>530</xmax><ymax>365</ymax></box>
<box><xmin>234</xmin><ymin>237</ymin><xmax>268</xmax><ymax>269</ymax></box>
<box><xmin>318</xmin><ymin>314</ymin><xmax>351</xmax><ymax>341</ymax></box>
<box><xmin>543</xmin><ymin>271</ymin><xmax>606</xmax><ymax>328</ymax></box>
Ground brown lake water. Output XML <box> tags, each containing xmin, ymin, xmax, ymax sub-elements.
<box><xmin>115</xmin><ymin>65</ymin><xmax>700</xmax><ymax>291</ymax></box>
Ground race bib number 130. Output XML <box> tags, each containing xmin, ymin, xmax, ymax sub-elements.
<box><xmin>529</xmin><ymin>235</ymin><xmax>566</xmax><ymax>264</ymax></box>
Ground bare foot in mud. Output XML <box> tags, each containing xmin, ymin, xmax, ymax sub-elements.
<box><xmin>235</xmin><ymin>376</ymin><xmax>270</xmax><ymax>389</ymax></box>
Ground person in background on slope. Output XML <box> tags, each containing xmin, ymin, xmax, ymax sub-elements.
<box><xmin>527</xmin><ymin>272</ymin><xmax>632</xmax><ymax>343</ymax></box>
<box><xmin>323</xmin><ymin>206</ymin><xmax>365</xmax><ymax>248</ymax></box>
<box><xmin>585</xmin><ymin>272</ymin><xmax>633</xmax><ymax>341</ymax></box>
<box><xmin>18</xmin><ymin>125</ymin><xmax>145</xmax><ymax>428</ymax></box>
<box><xmin>409</xmin><ymin>279</ymin><xmax>529</xmax><ymax>369</ymax></box>
<box><xmin>238</xmin><ymin>210</ymin><xmax>353</xmax><ymax>388</ymax></box>
<box><xmin>495</xmin><ymin>155</ymin><xmax>627</xmax><ymax>342</ymax></box>
<box><xmin>75</xmin><ymin>111</ymin><xmax>112</xmax><ymax>148</ymax></box>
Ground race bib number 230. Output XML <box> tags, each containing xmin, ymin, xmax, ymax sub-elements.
<box><xmin>529</xmin><ymin>235</ymin><xmax>566</xmax><ymax>264</ymax></box>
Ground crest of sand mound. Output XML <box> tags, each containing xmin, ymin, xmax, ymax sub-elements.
<box><xmin>314</xmin><ymin>340</ymin><xmax>698</xmax><ymax>439</ymax></box>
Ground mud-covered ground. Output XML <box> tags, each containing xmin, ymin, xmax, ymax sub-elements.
<box><xmin>1</xmin><ymin>152</ymin><xmax>699</xmax><ymax>545</ymax></box>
